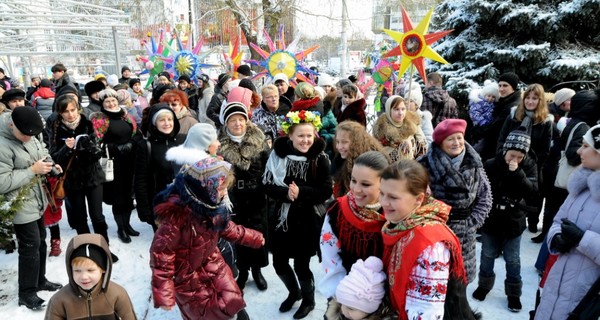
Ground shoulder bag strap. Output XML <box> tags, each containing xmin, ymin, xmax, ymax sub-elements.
<box><xmin>564</xmin><ymin>121</ymin><xmax>584</xmax><ymax>152</ymax></box>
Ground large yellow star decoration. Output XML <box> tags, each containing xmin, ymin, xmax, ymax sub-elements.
<box><xmin>383</xmin><ymin>7</ymin><xmax>453</xmax><ymax>85</ymax></box>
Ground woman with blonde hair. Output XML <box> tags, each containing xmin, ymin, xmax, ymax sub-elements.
<box><xmin>332</xmin><ymin>121</ymin><xmax>385</xmax><ymax>198</ymax></box>
<box><xmin>373</xmin><ymin>95</ymin><xmax>427</xmax><ymax>162</ymax></box>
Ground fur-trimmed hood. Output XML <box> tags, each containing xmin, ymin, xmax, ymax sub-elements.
<box><xmin>218</xmin><ymin>122</ymin><xmax>267</xmax><ymax>171</ymax></box>
<box><xmin>273</xmin><ymin>134</ymin><xmax>326</xmax><ymax>160</ymax></box>
<box><xmin>165</xmin><ymin>146</ymin><xmax>210</xmax><ymax>166</ymax></box>
<box><xmin>291</xmin><ymin>97</ymin><xmax>325</xmax><ymax>115</ymax></box>
<box><xmin>568</xmin><ymin>167</ymin><xmax>600</xmax><ymax>201</ymax></box>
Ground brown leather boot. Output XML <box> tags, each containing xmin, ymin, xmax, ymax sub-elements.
<box><xmin>49</xmin><ymin>239</ymin><xmax>61</xmax><ymax>257</ymax></box>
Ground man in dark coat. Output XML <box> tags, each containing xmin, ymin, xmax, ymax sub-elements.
<box><xmin>273</xmin><ymin>73</ymin><xmax>294</xmax><ymax>113</ymax></box>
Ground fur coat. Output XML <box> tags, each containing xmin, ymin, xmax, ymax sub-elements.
<box><xmin>373</xmin><ymin>111</ymin><xmax>427</xmax><ymax>162</ymax></box>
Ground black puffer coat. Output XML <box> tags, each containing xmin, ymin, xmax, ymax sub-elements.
<box><xmin>218</xmin><ymin>123</ymin><xmax>270</xmax><ymax>269</ymax></box>
<box><xmin>49</xmin><ymin>115</ymin><xmax>105</xmax><ymax>191</ymax></box>
<box><xmin>134</xmin><ymin>104</ymin><xmax>181</xmax><ymax>223</ymax></box>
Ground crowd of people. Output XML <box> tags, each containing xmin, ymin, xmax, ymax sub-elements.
<box><xmin>0</xmin><ymin>63</ymin><xmax>599</xmax><ymax>320</ymax></box>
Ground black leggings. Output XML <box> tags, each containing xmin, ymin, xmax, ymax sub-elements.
<box><xmin>49</xmin><ymin>225</ymin><xmax>60</xmax><ymax>240</ymax></box>
<box><xmin>273</xmin><ymin>254</ymin><xmax>313</xmax><ymax>281</ymax></box>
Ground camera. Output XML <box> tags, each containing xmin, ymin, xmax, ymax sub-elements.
<box><xmin>43</xmin><ymin>157</ymin><xmax>61</xmax><ymax>177</ymax></box>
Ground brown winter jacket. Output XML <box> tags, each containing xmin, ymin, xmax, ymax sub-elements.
<box><xmin>44</xmin><ymin>234</ymin><xmax>137</xmax><ymax>320</ymax></box>
<box><xmin>150</xmin><ymin>196</ymin><xmax>264</xmax><ymax>320</ymax></box>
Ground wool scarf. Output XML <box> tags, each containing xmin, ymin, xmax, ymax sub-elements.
<box><xmin>226</xmin><ymin>128</ymin><xmax>244</xmax><ymax>144</ymax></box>
<box><xmin>337</xmin><ymin>193</ymin><xmax>385</xmax><ymax>258</ymax></box>
<box><xmin>520</xmin><ymin>110</ymin><xmax>535</xmax><ymax>135</ymax></box>
<box><xmin>61</xmin><ymin>113</ymin><xmax>81</xmax><ymax>131</ymax></box>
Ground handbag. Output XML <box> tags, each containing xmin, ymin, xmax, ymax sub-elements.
<box><xmin>100</xmin><ymin>144</ymin><xmax>114</xmax><ymax>182</ymax></box>
<box><xmin>52</xmin><ymin>151</ymin><xmax>76</xmax><ymax>200</ymax></box>
<box><xmin>555</xmin><ymin>121</ymin><xmax>585</xmax><ymax>189</ymax></box>
<box><xmin>567</xmin><ymin>274</ymin><xmax>600</xmax><ymax>320</ymax></box>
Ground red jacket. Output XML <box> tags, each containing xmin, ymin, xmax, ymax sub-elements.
<box><xmin>150</xmin><ymin>196</ymin><xmax>264</xmax><ymax>320</ymax></box>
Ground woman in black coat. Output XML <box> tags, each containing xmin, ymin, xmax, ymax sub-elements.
<box><xmin>218</xmin><ymin>101</ymin><xmax>271</xmax><ymax>291</ymax></box>
<box><xmin>90</xmin><ymin>88</ymin><xmax>140</xmax><ymax>244</ymax></box>
<box><xmin>134</xmin><ymin>103</ymin><xmax>181</xmax><ymax>231</ymax></box>
<box><xmin>263</xmin><ymin>110</ymin><xmax>333</xmax><ymax>319</ymax></box>
<box><xmin>49</xmin><ymin>95</ymin><xmax>110</xmax><ymax>250</ymax></box>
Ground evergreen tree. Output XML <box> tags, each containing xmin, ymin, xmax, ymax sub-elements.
<box><xmin>429</xmin><ymin>0</ymin><xmax>600</xmax><ymax>94</ymax></box>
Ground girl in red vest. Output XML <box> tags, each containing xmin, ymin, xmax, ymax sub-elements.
<box><xmin>380</xmin><ymin>160</ymin><xmax>481</xmax><ymax>319</ymax></box>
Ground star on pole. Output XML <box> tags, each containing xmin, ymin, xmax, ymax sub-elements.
<box><xmin>383</xmin><ymin>7</ymin><xmax>453</xmax><ymax>85</ymax></box>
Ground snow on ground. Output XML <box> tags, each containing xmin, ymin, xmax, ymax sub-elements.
<box><xmin>0</xmin><ymin>203</ymin><xmax>542</xmax><ymax>319</ymax></box>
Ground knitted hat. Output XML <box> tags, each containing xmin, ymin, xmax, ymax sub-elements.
<box><xmin>237</xmin><ymin>65</ymin><xmax>252</xmax><ymax>77</ymax></box>
<box><xmin>107</xmin><ymin>74</ymin><xmax>119</xmax><ymax>87</ymax></box>
<box><xmin>152</xmin><ymin>83</ymin><xmax>174</xmax><ymax>102</ymax></box>
<box><xmin>56</xmin><ymin>84</ymin><xmax>79</xmax><ymax>98</ymax></box>
<box><xmin>71</xmin><ymin>243</ymin><xmax>107</xmax><ymax>270</ymax></box>
<box><xmin>498</xmin><ymin>72</ymin><xmax>519</xmax><ymax>91</ymax></box>
<box><xmin>295</xmin><ymin>82</ymin><xmax>317</xmax><ymax>100</ymax></box>
<box><xmin>40</xmin><ymin>79</ymin><xmax>53</xmax><ymax>88</ymax></box>
<box><xmin>152</xmin><ymin>108</ymin><xmax>173</xmax><ymax>126</ymax></box>
<box><xmin>183</xmin><ymin>123</ymin><xmax>218</xmax><ymax>151</ymax></box>
<box><xmin>404</xmin><ymin>84</ymin><xmax>423</xmax><ymax>108</ymax></box>
<box><xmin>121</xmin><ymin>66</ymin><xmax>131</xmax><ymax>73</ymax></box>
<box><xmin>336</xmin><ymin>257</ymin><xmax>386</xmax><ymax>314</ymax></box>
<box><xmin>221</xmin><ymin>102</ymin><xmax>248</xmax><ymax>125</ymax></box>
<box><xmin>178</xmin><ymin>74</ymin><xmax>191</xmax><ymax>84</ymax></box>
<box><xmin>337</xmin><ymin>78</ymin><xmax>352</xmax><ymax>88</ymax></box>
<box><xmin>348</xmin><ymin>75</ymin><xmax>358</xmax><ymax>83</ymax></box>
<box><xmin>239</xmin><ymin>78</ymin><xmax>257</xmax><ymax>93</ymax></box>
<box><xmin>116</xmin><ymin>89</ymin><xmax>131</xmax><ymax>104</ymax></box>
<box><xmin>227</xmin><ymin>86</ymin><xmax>253</xmax><ymax>108</ymax></box>
<box><xmin>433</xmin><ymin>118</ymin><xmax>467</xmax><ymax>145</ymax></box>
<box><xmin>181</xmin><ymin>157</ymin><xmax>232</xmax><ymax>205</ymax></box>
<box><xmin>198</xmin><ymin>74</ymin><xmax>210</xmax><ymax>83</ymax></box>
<box><xmin>94</xmin><ymin>73</ymin><xmax>107</xmax><ymax>81</ymax></box>
<box><xmin>481</xmin><ymin>81</ymin><xmax>500</xmax><ymax>100</ymax></box>
<box><xmin>128</xmin><ymin>78</ymin><xmax>141</xmax><ymax>88</ymax></box>
<box><xmin>11</xmin><ymin>106</ymin><xmax>44</xmax><ymax>136</ymax></box>
<box><xmin>583</xmin><ymin>124</ymin><xmax>600</xmax><ymax>153</ymax></box>
<box><xmin>1</xmin><ymin>88</ymin><xmax>25</xmax><ymax>103</ymax></box>
<box><xmin>553</xmin><ymin>88</ymin><xmax>576</xmax><ymax>106</ymax></box>
<box><xmin>84</xmin><ymin>80</ymin><xmax>105</xmax><ymax>97</ymax></box>
<box><xmin>272</xmin><ymin>73</ymin><xmax>289</xmax><ymax>85</ymax></box>
<box><xmin>503</xmin><ymin>129</ymin><xmax>531</xmax><ymax>154</ymax></box>
<box><xmin>98</xmin><ymin>88</ymin><xmax>119</xmax><ymax>103</ymax></box>
<box><xmin>217</xmin><ymin>73</ymin><xmax>231</xmax><ymax>88</ymax></box>
<box><xmin>158</xmin><ymin>71</ymin><xmax>171</xmax><ymax>80</ymax></box>
<box><xmin>318</xmin><ymin>73</ymin><xmax>335</xmax><ymax>87</ymax></box>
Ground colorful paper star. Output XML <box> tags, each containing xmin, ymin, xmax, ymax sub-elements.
<box><xmin>383</xmin><ymin>7</ymin><xmax>453</xmax><ymax>85</ymax></box>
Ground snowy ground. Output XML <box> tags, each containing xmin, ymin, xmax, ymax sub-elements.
<box><xmin>0</xmin><ymin>203</ymin><xmax>543</xmax><ymax>320</ymax></box>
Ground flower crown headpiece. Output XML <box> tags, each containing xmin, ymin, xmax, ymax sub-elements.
<box><xmin>280</xmin><ymin>110</ymin><xmax>322</xmax><ymax>134</ymax></box>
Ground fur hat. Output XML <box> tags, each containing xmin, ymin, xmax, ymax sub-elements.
<box><xmin>498</xmin><ymin>72</ymin><xmax>519</xmax><ymax>91</ymax></box>
<box><xmin>553</xmin><ymin>88</ymin><xmax>576</xmax><ymax>106</ymax></box>
<box><xmin>1</xmin><ymin>88</ymin><xmax>25</xmax><ymax>104</ymax></box>
<box><xmin>71</xmin><ymin>243</ymin><xmax>107</xmax><ymax>270</ymax></box>
<box><xmin>481</xmin><ymin>80</ymin><xmax>500</xmax><ymax>101</ymax></box>
<box><xmin>583</xmin><ymin>124</ymin><xmax>600</xmax><ymax>153</ymax></box>
<box><xmin>40</xmin><ymin>79</ymin><xmax>53</xmax><ymax>88</ymax></box>
<box><xmin>336</xmin><ymin>257</ymin><xmax>386</xmax><ymax>314</ymax></box>
<box><xmin>11</xmin><ymin>106</ymin><xmax>44</xmax><ymax>136</ymax></box>
<box><xmin>98</xmin><ymin>88</ymin><xmax>119</xmax><ymax>103</ymax></box>
<box><xmin>107</xmin><ymin>74</ymin><xmax>119</xmax><ymax>87</ymax></box>
<box><xmin>503</xmin><ymin>129</ymin><xmax>531</xmax><ymax>154</ymax></box>
<box><xmin>128</xmin><ymin>78</ymin><xmax>141</xmax><ymax>88</ymax></box>
<box><xmin>433</xmin><ymin>119</ymin><xmax>467</xmax><ymax>145</ymax></box>
<box><xmin>272</xmin><ymin>73</ymin><xmax>289</xmax><ymax>85</ymax></box>
<box><xmin>84</xmin><ymin>80</ymin><xmax>105</xmax><ymax>97</ymax></box>
<box><xmin>183</xmin><ymin>123</ymin><xmax>218</xmax><ymax>151</ymax></box>
<box><xmin>318</xmin><ymin>73</ymin><xmax>335</xmax><ymax>87</ymax></box>
<box><xmin>217</xmin><ymin>73</ymin><xmax>231</xmax><ymax>88</ymax></box>
<box><xmin>236</xmin><ymin>65</ymin><xmax>252</xmax><ymax>77</ymax></box>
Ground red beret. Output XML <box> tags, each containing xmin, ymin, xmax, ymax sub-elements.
<box><xmin>433</xmin><ymin>119</ymin><xmax>467</xmax><ymax>145</ymax></box>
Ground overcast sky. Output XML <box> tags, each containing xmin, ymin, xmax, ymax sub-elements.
<box><xmin>294</xmin><ymin>0</ymin><xmax>375</xmax><ymax>39</ymax></box>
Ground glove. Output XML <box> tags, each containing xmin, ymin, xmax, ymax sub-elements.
<box><xmin>561</xmin><ymin>218</ymin><xmax>585</xmax><ymax>245</ymax></box>
<box><xmin>550</xmin><ymin>233</ymin><xmax>576</xmax><ymax>253</ymax></box>
<box><xmin>116</xmin><ymin>142</ymin><xmax>134</xmax><ymax>155</ymax></box>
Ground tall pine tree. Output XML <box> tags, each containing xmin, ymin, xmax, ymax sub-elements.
<box><xmin>430</xmin><ymin>0</ymin><xmax>600</xmax><ymax>93</ymax></box>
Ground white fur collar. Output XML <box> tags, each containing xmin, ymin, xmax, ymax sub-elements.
<box><xmin>165</xmin><ymin>146</ymin><xmax>210</xmax><ymax>165</ymax></box>
<box><xmin>568</xmin><ymin>168</ymin><xmax>600</xmax><ymax>201</ymax></box>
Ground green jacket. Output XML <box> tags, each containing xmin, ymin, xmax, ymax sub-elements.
<box><xmin>0</xmin><ymin>112</ymin><xmax>49</xmax><ymax>225</ymax></box>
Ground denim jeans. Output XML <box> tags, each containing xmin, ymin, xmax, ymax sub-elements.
<box><xmin>479</xmin><ymin>232</ymin><xmax>522</xmax><ymax>284</ymax></box>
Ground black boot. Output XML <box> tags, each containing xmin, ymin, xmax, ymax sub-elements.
<box><xmin>472</xmin><ymin>274</ymin><xmax>495</xmax><ymax>301</ymax></box>
<box><xmin>114</xmin><ymin>215</ymin><xmax>131</xmax><ymax>243</ymax></box>
<box><xmin>18</xmin><ymin>293</ymin><xmax>45</xmax><ymax>310</ymax></box>
<box><xmin>252</xmin><ymin>267</ymin><xmax>268</xmax><ymax>291</ymax></box>
<box><xmin>293</xmin><ymin>277</ymin><xmax>315</xmax><ymax>319</ymax></box>
<box><xmin>236</xmin><ymin>268</ymin><xmax>249</xmax><ymax>291</ymax></box>
<box><xmin>531</xmin><ymin>233</ymin><xmax>546</xmax><ymax>243</ymax></box>
<box><xmin>278</xmin><ymin>269</ymin><xmax>301</xmax><ymax>312</ymax></box>
<box><xmin>505</xmin><ymin>280</ymin><xmax>523</xmax><ymax>312</ymax></box>
<box><xmin>37</xmin><ymin>279</ymin><xmax>62</xmax><ymax>292</ymax></box>
<box><xmin>236</xmin><ymin>308</ymin><xmax>250</xmax><ymax>320</ymax></box>
<box><xmin>123</xmin><ymin>211</ymin><xmax>140</xmax><ymax>236</ymax></box>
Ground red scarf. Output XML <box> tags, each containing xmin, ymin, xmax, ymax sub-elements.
<box><xmin>381</xmin><ymin>197</ymin><xmax>465</xmax><ymax>319</ymax></box>
<box><xmin>337</xmin><ymin>194</ymin><xmax>386</xmax><ymax>259</ymax></box>
<box><xmin>291</xmin><ymin>97</ymin><xmax>320</xmax><ymax>112</ymax></box>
